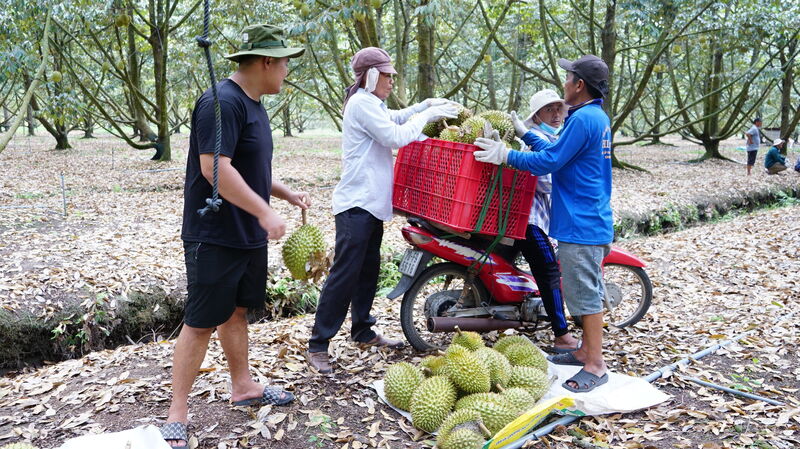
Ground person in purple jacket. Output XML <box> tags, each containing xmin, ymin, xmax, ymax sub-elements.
<box><xmin>473</xmin><ymin>55</ymin><xmax>613</xmax><ymax>393</ymax></box>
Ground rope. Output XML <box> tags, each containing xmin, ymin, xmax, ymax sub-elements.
<box><xmin>196</xmin><ymin>0</ymin><xmax>223</xmax><ymax>217</ymax></box>
<box><xmin>468</xmin><ymin>166</ymin><xmax>519</xmax><ymax>273</ymax></box>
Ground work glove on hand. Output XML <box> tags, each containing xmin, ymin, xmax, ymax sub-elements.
<box><xmin>474</xmin><ymin>130</ymin><xmax>510</xmax><ymax>165</ymax></box>
<box><xmin>510</xmin><ymin>111</ymin><xmax>528</xmax><ymax>138</ymax></box>
<box><xmin>425</xmin><ymin>98</ymin><xmax>456</xmax><ymax>108</ymax></box>
<box><xmin>422</xmin><ymin>104</ymin><xmax>459</xmax><ymax>123</ymax></box>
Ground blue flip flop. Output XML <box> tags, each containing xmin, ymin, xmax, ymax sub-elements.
<box><xmin>232</xmin><ymin>386</ymin><xmax>295</xmax><ymax>407</ymax></box>
<box><xmin>563</xmin><ymin>368</ymin><xmax>608</xmax><ymax>393</ymax></box>
<box><xmin>547</xmin><ymin>352</ymin><xmax>584</xmax><ymax>366</ymax></box>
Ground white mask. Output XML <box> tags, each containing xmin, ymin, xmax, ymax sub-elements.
<box><xmin>365</xmin><ymin>67</ymin><xmax>379</xmax><ymax>93</ymax></box>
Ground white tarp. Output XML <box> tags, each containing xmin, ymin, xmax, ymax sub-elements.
<box><xmin>58</xmin><ymin>425</ymin><xmax>171</xmax><ymax>449</ymax></box>
<box><xmin>372</xmin><ymin>360</ymin><xmax>670</xmax><ymax>422</ymax></box>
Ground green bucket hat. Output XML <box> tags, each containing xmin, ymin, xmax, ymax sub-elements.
<box><xmin>224</xmin><ymin>24</ymin><xmax>305</xmax><ymax>62</ymax></box>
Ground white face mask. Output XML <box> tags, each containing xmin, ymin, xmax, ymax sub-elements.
<box><xmin>365</xmin><ymin>67</ymin><xmax>379</xmax><ymax>93</ymax></box>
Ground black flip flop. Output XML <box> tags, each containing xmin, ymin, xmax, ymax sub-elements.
<box><xmin>160</xmin><ymin>422</ymin><xmax>189</xmax><ymax>449</ymax></box>
<box><xmin>563</xmin><ymin>368</ymin><xmax>608</xmax><ymax>393</ymax></box>
<box><xmin>547</xmin><ymin>351</ymin><xmax>584</xmax><ymax>366</ymax></box>
<box><xmin>232</xmin><ymin>386</ymin><xmax>295</xmax><ymax>407</ymax></box>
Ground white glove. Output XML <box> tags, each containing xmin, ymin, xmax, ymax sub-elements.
<box><xmin>425</xmin><ymin>98</ymin><xmax>455</xmax><ymax>108</ymax></box>
<box><xmin>421</xmin><ymin>104</ymin><xmax>458</xmax><ymax>123</ymax></box>
<box><xmin>510</xmin><ymin>111</ymin><xmax>528</xmax><ymax>138</ymax></box>
<box><xmin>474</xmin><ymin>132</ymin><xmax>510</xmax><ymax>165</ymax></box>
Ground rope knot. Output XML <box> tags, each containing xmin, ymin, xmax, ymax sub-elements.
<box><xmin>197</xmin><ymin>197</ymin><xmax>222</xmax><ymax>216</ymax></box>
<box><xmin>196</xmin><ymin>36</ymin><xmax>213</xmax><ymax>48</ymax></box>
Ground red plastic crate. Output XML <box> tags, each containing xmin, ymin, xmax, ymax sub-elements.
<box><xmin>393</xmin><ymin>139</ymin><xmax>536</xmax><ymax>240</ymax></box>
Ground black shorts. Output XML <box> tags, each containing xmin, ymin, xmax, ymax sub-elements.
<box><xmin>747</xmin><ymin>151</ymin><xmax>757</xmax><ymax>166</ymax></box>
<box><xmin>183</xmin><ymin>241</ymin><xmax>267</xmax><ymax>328</ymax></box>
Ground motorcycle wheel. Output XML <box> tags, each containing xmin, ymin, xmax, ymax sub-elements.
<box><xmin>400</xmin><ymin>262</ymin><xmax>489</xmax><ymax>352</ymax></box>
<box><xmin>601</xmin><ymin>264</ymin><xmax>653</xmax><ymax>328</ymax></box>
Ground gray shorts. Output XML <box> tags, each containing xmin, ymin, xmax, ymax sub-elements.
<box><xmin>558</xmin><ymin>242</ymin><xmax>611</xmax><ymax>317</ymax></box>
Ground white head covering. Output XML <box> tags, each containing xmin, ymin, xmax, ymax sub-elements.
<box><xmin>524</xmin><ymin>89</ymin><xmax>568</xmax><ymax>127</ymax></box>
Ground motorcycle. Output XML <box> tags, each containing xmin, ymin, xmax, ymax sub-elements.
<box><xmin>387</xmin><ymin>217</ymin><xmax>653</xmax><ymax>352</ymax></box>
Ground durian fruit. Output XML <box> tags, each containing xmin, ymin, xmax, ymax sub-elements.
<box><xmin>453</xmin><ymin>105</ymin><xmax>473</xmax><ymax>126</ymax></box>
<box><xmin>454</xmin><ymin>392</ymin><xmax>505</xmax><ymax>411</ymax></box>
<box><xmin>458</xmin><ymin>399</ymin><xmax>520</xmax><ymax>436</ymax></box>
<box><xmin>423</xmin><ymin>119</ymin><xmax>446</xmax><ymax>138</ymax></box>
<box><xmin>445</xmin><ymin>345</ymin><xmax>491</xmax><ymax>394</ymax></box>
<box><xmin>508</xmin><ymin>365</ymin><xmax>550</xmax><ymax>401</ymax></box>
<box><xmin>502</xmin><ymin>343</ymin><xmax>548</xmax><ymax>372</ymax></box>
<box><xmin>49</xmin><ymin>71</ymin><xmax>63</xmax><ymax>83</ymax></box>
<box><xmin>420</xmin><ymin>355</ymin><xmax>447</xmax><ymax>377</ymax></box>
<box><xmin>439</xmin><ymin>427</ymin><xmax>486</xmax><ymax>449</ymax></box>
<box><xmin>438</xmin><ymin>125</ymin><xmax>462</xmax><ymax>143</ymax></box>
<box><xmin>437</xmin><ymin>409</ymin><xmax>484</xmax><ymax>439</ymax></box>
<box><xmin>410</xmin><ymin>375</ymin><xmax>457</xmax><ymax>433</ymax></box>
<box><xmin>281</xmin><ymin>209</ymin><xmax>326</xmax><ymax>280</ymax></box>
<box><xmin>477</xmin><ymin>110</ymin><xmax>514</xmax><ymax>142</ymax></box>
<box><xmin>384</xmin><ymin>362</ymin><xmax>424</xmax><ymax>411</ymax></box>
<box><xmin>498</xmin><ymin>386</ymin><xmax>535</xmax><ymax>413</ymax></box>
<box><xmin>473</xmin><ymin>347</ymin><xmax>511</xmax><ymax>390</ymax></box>
<box><xmin>1</xmin><ymin>444</ymin><xmax>38</xmax><ymax>449</ymax></box>
<box><xmin>493</xmin><ymin>334</ymin><xmax>534</xmax><ymax>354</ymax></box>
<box><xmin>459</xmin><ymin>116</ymin><xmax>489</xmax><ymax>143</ymax></box>
<box><xmin>451</xmin><ymin>326</ymin><xmax>484</xmax><ymax>351</ymax></box>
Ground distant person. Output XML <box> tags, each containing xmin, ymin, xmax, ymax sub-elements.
<box><xmin>764</xmin><ymin>138</ymin><xmax>787</xmax><ymax>174</ymax></box>
<box><xmin>162</xmin><ymin>24</ymin><xmax>308</xmax><ymax>449</ymax></box>
<box><xmin>306</xmin><ymin>47</ymin><xmax>458</xmax><ymax>374</ymax></box>
<box><xmin>745</xmin><ymin>118</ymin><xmax>762</xmax><ymax>176</ymax></box>
<box><xmin>513</xmin><ymin>89</ymin><xmax>581</xmax><ymax>354</ymax></box>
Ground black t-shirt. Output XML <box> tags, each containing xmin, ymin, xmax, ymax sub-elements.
<box><xmin>181</xmin><ymin>79</ymin><xmax>273</xmax><ymax>249</ymax></box>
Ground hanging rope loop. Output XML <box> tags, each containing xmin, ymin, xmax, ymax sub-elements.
<box><xmin>196</xmin><ymin>0</ymin><xmax>224</xmax><ymax>217</ymax></box>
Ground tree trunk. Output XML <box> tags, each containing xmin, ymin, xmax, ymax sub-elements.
<box><xmin>283</xmin><ymin>105</ymin><xmax>292</xmax><ymax>137</ymax></box>
<box><xmin>416</xmin><ymin>0</ymin><xmax>435</xmax><ymax>101</ymax></box>
<box><xmin>27</xmin><ymin>104</ymin><xmax>35</xmax><ymax>136</ymax></box>
<box><xmin>82</xmin><ymin>116</ymin><xmax>94</xmax><ymax>138</ymax></box>
<box><xmin>487</xmin><ymin>51</ymin><xmax>497</xmax><ymax>110</ymax></box>
<box><xmin>699</xmin><ymin>44</ymin><xmax>724</xmax><ymax>160</ymax></box>
<box><xmin>650</xmin><ymin>71</ymin><xmax>663</xmax><ymax>144</ymax></box>
<box><xmin>148</xmin><ymin>0</ymin><xmax>171</xmax><ymax>161</ymax></box>
<box><xmin>128</xmin><ymin>5</ymin><xmax>157</xmax><ymax>144</ymax></box>
<box><xmin>1</xmin><ymin>107</ymin><xmax>9</xmax><ymax>132</ymax></box>
<box><xmin>391</xmin><ymin>0</ymin><xmax>408</xmax><ymax>105</ymax></box>
<box><xmin>778</xmin><ymin>40</ymin><xmax>795</xmax><ymax>152</ymax></box>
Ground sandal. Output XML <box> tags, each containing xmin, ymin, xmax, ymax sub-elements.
<box><xmin>547</xmin><ymin>352</ymin><xmax>584</xmax><ymax>366</ymax></box>
<box><xmin>160</xmin><ymin>422</ymin><xmax>189</xmax><ymax>449</ymax></box>
<box><xmin>563</xmin><ymin>368</ymin><xmax>608</xmax><ymax>393</ymax></box>
<box><xmin>232</xmin><ymin>386</ymin><xmax>295</xmax><ymax>407</ymax></box>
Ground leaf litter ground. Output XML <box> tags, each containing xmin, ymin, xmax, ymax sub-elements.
<box><xmin>0</xmin><ymin>132</ymin><xmax>799</xmax><ymax>448</ymax></box>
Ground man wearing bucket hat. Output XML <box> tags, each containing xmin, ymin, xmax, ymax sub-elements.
<box><xmin>306</xmin><ymin>47</ymin><xmax>459</xmax><ymax>374</ymax></box>
<box><xmin>512</xmin><ymin>89</ymin><xmax>581</xmax><ymax>354</ymax></box>
<box><xmin>764</xmin><ymin>138</ymin><xmax>787</xmax><ymax>174</ymax></box>
<box><xmin>164</xmin><ymin>24</ymin><xmax>307</xmax><ymax>448</ymax></box>
<box><xmin>474</xmin><ymin>55</ymin><xmax>613</xmax><ymax>393</ymax></box>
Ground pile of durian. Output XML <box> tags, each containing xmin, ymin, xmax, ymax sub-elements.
<box><xmin>383</xmin><ymin>329</ymin><xmax>551</xmax><ymax>448</ymax></box>
<box><xmin>423</xmin><ymin>106</ymin><xmax>521</xmax><ymax>150</ymax></box>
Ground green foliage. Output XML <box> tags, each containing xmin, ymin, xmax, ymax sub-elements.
<box><xmin>265</xmin><ymin>274</ymin><xmax>320</xmax><ymax>318</ymax></box>
<box><xmin>376</xmin><ymin>250</ymin><xmax>403</xmax><ymax>297</ymax></box>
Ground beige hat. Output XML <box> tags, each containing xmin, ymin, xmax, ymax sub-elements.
<box><xmin>526</xmin><ymin>89</ymin><xmax>568</xmax><ymax>123</ymax></box>
<box><xmin>774</xmin><ymin>138</ymin><xmax>785</xmax><ymax>147</ymax></box>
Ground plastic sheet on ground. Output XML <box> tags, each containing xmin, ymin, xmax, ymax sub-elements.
<box><xmin>57</xmin><ymin>425</ymin><xmax>171</xmax><ymax>449</ymax></box>
<box><xmin>372</xmin><ymin>360</ymin><xmax>670</xmax><ymax>423</ymax></box>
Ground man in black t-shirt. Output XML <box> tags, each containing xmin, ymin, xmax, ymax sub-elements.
<box><xmin>160</xmin><ymin>24</ymin><xmax>307</xmax><ymax>449</ymax></box>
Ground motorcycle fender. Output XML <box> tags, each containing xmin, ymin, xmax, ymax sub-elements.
<box><xmin>604</xmin><ymin>246</ymin><xmax>646</xmax><ymax>267</ymax></box>
<box><xmin>386</xmin><ymin>251</ymin><xmax>434</xmax><ymax>299</ymax></box>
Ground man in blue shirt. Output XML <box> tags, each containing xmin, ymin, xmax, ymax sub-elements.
<box><xmin>474</xmin><ymin>55</ymin><xmax>612</xmax><ymax>393</ymax></box>
<box><xmin>764</xmin><ymin>138</ymin><xmax>787</xmax><ymax>174</ymax></box>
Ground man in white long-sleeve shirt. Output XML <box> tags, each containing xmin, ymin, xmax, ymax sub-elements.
<box><xmin>307</xmin><ymin>47</ymin><xmax>457</xmax><ymax>373</ymax></box>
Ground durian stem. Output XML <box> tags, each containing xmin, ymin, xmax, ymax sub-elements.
<box><xmin>421</xmin><ymin>367</ymin><xmax>432</xmax><ymax>376</ymax></box>
<box><xmin>495</xmin><ymin>384</ymin><xmax>505</xmax><ymax>393</ymax></box>
<box><xmin>302</xmin><ymin>208</ymin><xmax>307</xmax><ymax>226</ymax></box>
<box><xmin>454</xmin><ymin>325</ymin><xmax>463</xmax><ymax>336</ymax></box>
<box><xmin>477</xmin><ymin>421</ymin><xmax>492</xmax><ymax>438</ymax></box>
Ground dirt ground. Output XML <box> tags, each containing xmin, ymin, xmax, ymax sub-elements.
<box><xmin>0</xmin><ymin>132</ymin><xmax>799</xmax><ymax>448</ymax></box>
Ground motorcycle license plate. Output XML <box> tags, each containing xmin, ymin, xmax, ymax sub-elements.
<box><xmin>399</xmin><ymin>249</ymin><xmax>424</xmax><ymax>276</ymax></box>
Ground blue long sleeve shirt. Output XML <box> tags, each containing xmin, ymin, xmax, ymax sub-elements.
<box><xmin>506</xmin><ymin>100</ymin><xmax>613</xmax><ymax>245</ymax></box>
<box><xmin>764</xmin><ymin>146</ymin><xmax>786</xmax><ymax>169</ymax></box>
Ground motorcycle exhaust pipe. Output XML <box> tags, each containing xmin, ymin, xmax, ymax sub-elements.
<box><xmin>427</xmin><ymin>317</ymin><xmax>532</xmax><ymax>333</ymax></box>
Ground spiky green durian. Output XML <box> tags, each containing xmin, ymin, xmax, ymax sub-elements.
<box><xmin>437</xmin><ymin>409</ymin><xmax>483</xmax><ymax>442</ymax></box>
<box><xmin>420</xmin><ymin>355</ymin><xmax>447</xmax><ymax>377</ymax></box>
<box><xmin>454</xmin><ymin>392</ymin><xmax>505</xmax><ymax>411</ymax></box>
<box><xmin>474</xmin><ymin>347</ymin><xmax>511</xmax><ymax>390</ymax></box>
<box><xmin>502</xmin><ymin>343</ymin><xmax>548</xmax><ymax>372</ymax></box>
<box><xmin>499</xmin><ymin>386</ymin><xmax>536</xmax><ymax>413</ymax></box>
<box><xmin>410</xmin><ymin>376</ymin><xmax>457</xmax><ymax>433</ymax></box>
<box><xmin>492</xmin><ymin>334</ymin><xmax>534</xmax><ymax>354</ymax></box>
<box><xmin>438</xmin><ymin>126</ymin><xmax>462</xmax><ymax>142</ymax></box>
<box><xmin>445</xmin><ymin>346</ymin><xmax>491</xmax><ymax>394</ymax></box>
<box><xmin>459</xmin><ymin>117</ymin><xmax>489</xmax><ymax>143</ymax></box>
<box><xmin>458</xmin><ymin>399</ymin><xmax>520</xmax><ymax>436</ymax></box>
<box><xmin>477</xmin><ymin>110</ymin><xmax>514</xmax><ymax>142</ymax></box>
<box><xmin>439</xmin><ymin>427</ymin><xmax>486</xmax><ymax>449</ymax></box>
<box><xmin>384</xmin><ymin>362</ymin><xmax>424</xmax><ymax>411</ymax></box>
<box><xmin>451</xmin><ymin>327</ymin><xmax>484</xmax><ymax>351</ymax></box>
<box><xmin>282</xmin><ymin>224</ymin><xmax>326</xmax><ymax>280</ymax></box>
<box><xmin>507</xmin><ymin>365</ymin><xmax>550</xmax><ymax>401</ymax></box>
